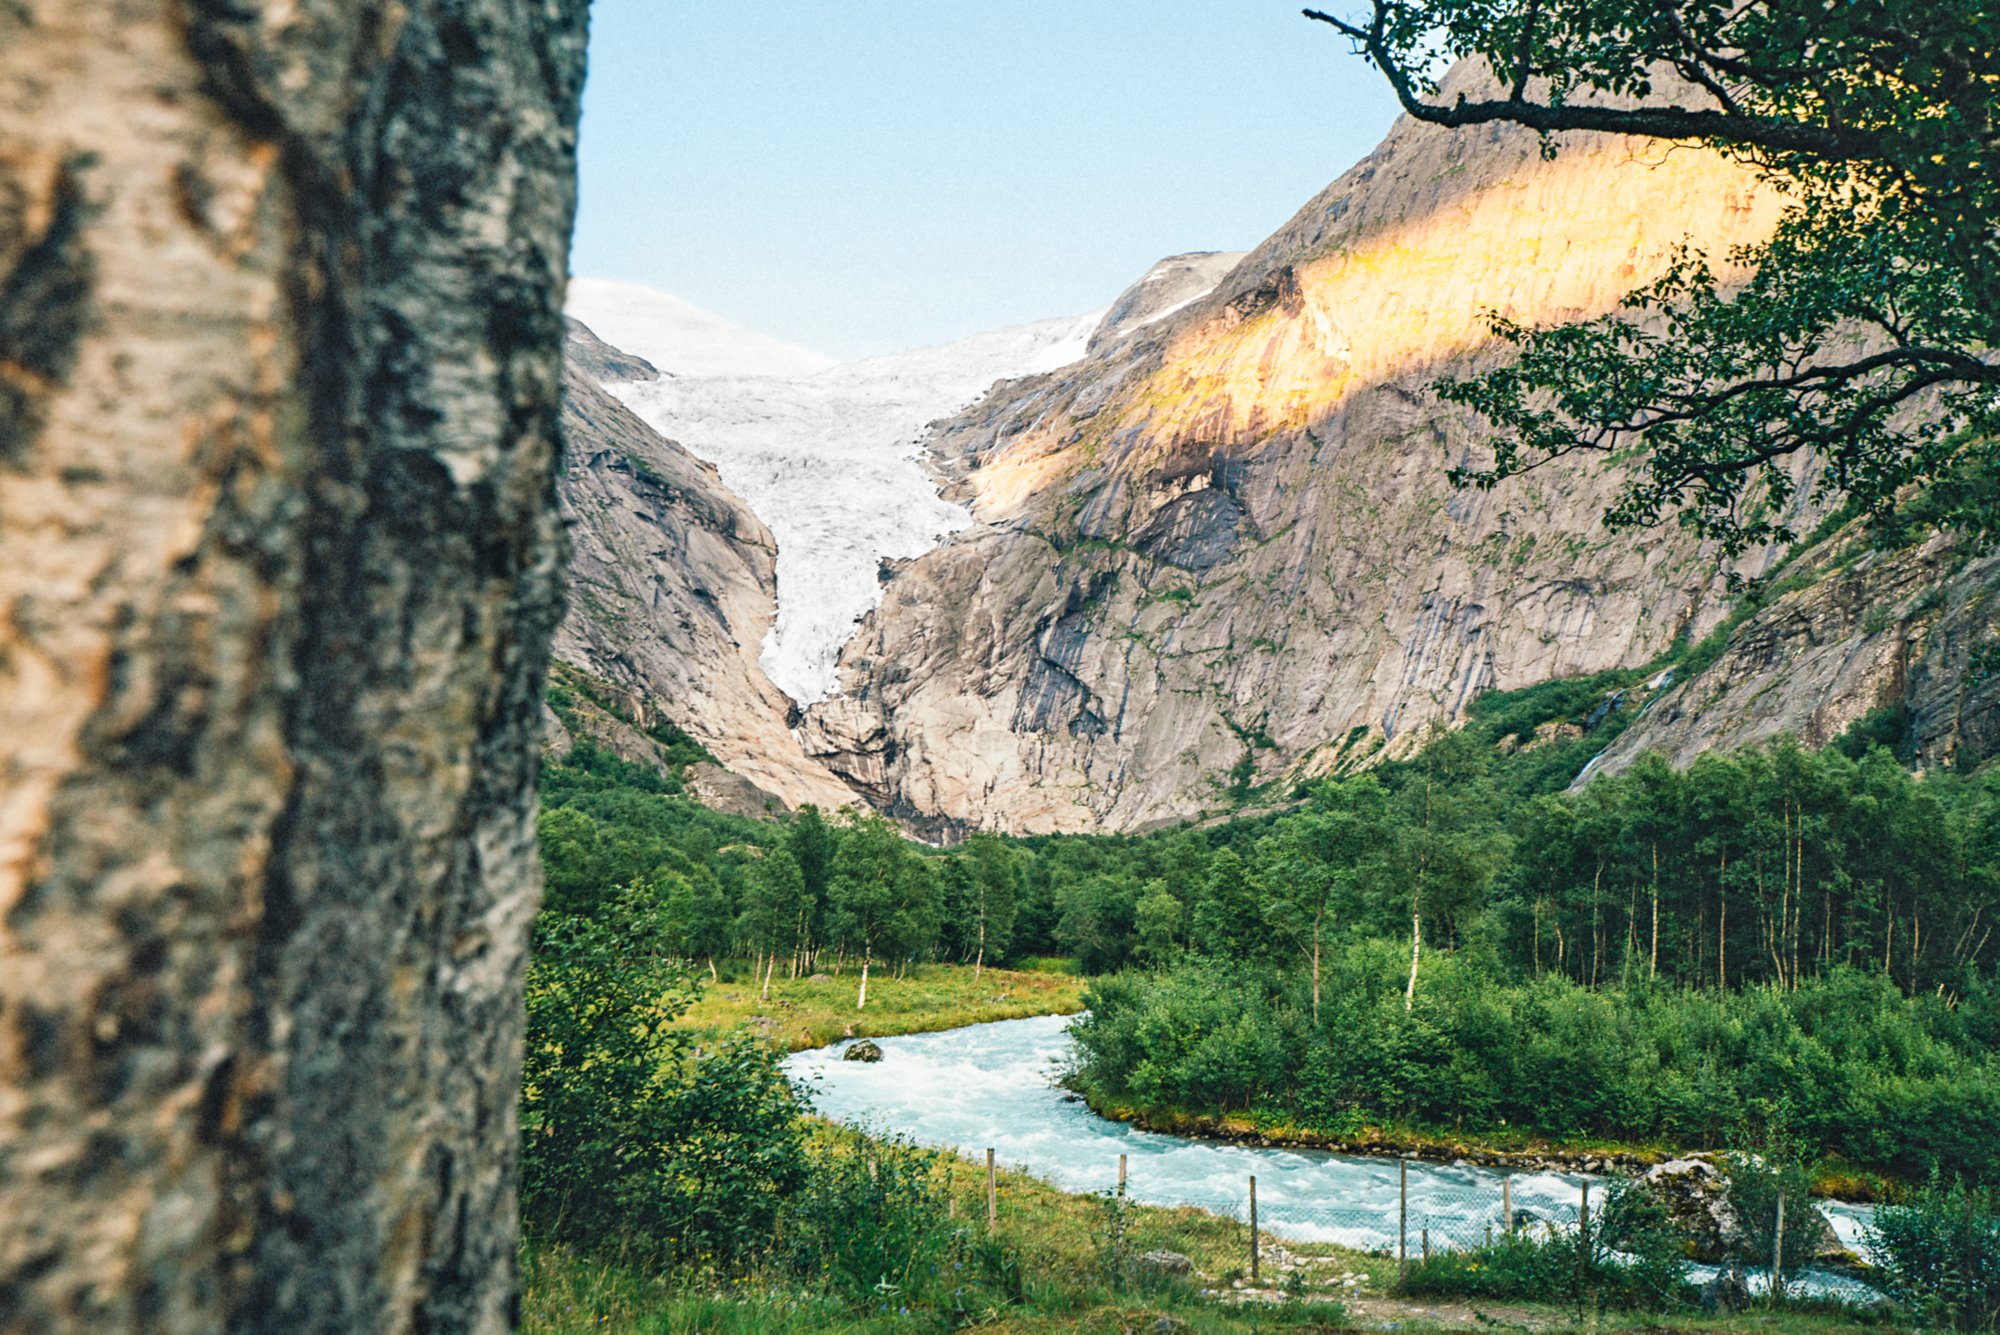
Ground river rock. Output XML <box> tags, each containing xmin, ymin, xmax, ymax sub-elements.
<box><xmin>1639</xmin><ymin>1155</ymin><xmax>1742</xmax><ymax>1261</ymax></box>
<box><xmin>1698</xmin><ymin>1264</ymin><xmax>1754</xmax><ymax>1312</ymax></box>
<box><xmin>843</xmin><ymin>1039</ymin><xmax>884</xmax><ymax>1062</ymax></box>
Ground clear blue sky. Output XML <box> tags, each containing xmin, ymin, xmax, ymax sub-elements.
<box><xmin>572</xmin><ymin>2</ymin><xmax>1403</xmax><ymax>360</ymax></box>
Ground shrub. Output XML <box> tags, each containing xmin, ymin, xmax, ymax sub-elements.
<box><xmin>1403</xmin><ymin>1182</ymin><xmax>1690</xmax><ymax>1314</ymax></box>
<box><xmin>519</xmin><ymin>895</ymin><xmax>806</xmax><ymax>1263</ymax></box>
<box><xmin>1721</xmin><ymin>1151</ymin><xmax>1825</xmax><ymax>1279</ymax></box>
<box><xmin>1869</xmin><ymin>1177</ymin><xmax>2000</xmax><ymax>1331</ymax></box>
<box><xmin>778</xmin><ymin>1133</ymin><xmax>1018</xmax><ymax>1322</ymax></box>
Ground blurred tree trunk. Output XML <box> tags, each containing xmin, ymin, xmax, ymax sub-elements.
<box><xmin>0</xmin><ymin>2</ymin><xmax>587</xmax><ymax>1331</ymax></box>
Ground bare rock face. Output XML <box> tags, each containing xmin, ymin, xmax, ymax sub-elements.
<box><xmin>804</xmin><ymin>68</ymin><xmax>1795</xmax><ymax>834</ymax></box>
<box><xmin>564</xmin><ymin>315</ymin><xmax>663</xmax><ymax>384</ymax></box>
<box><xmin>1590</xmin><ymin>536</ymin><xmax>2000</xmax><ymax>780</ymax></box>
<box><xmin>554</xmin><ymin>327</ymin><xmax>858</xmax><ymax>812</ymax></box>
<box><xmin>0</xmin><ymin>3</ymin><xmax>585</xmax><ymax>1331</ymax></box>
<box><xmin>1086</xmin><ymin>251</ymin><xmax>1247</xmax><ymax>355</ymax></box>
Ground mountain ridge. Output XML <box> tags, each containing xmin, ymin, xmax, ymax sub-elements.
<box><xmin>797</xmin><ymin>69</ymin><xmax>1811</xmax><ymax>835</ymax></box>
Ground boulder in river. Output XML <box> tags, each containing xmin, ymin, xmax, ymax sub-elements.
<box><xmin>1637</xmin><ymin>1153</ymin><xmax>1842</xmax><ymax>1266</ymax></box>
<box><xmin>1639</xmin><ymin>1155</ymin><xmax>1742</xmax><ymax>1261</ymax></box>
<box><xmin>1698</xmin><ymin>1264</ymin><xmax>1753</xmax><ymax>1312</ymax></box>
<box><xmin>842</xmin><ymin>1038</ymin><xmax>884</xmax><ymax>1062</ymax></box>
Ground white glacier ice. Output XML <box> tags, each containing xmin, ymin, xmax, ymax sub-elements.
<box><xmin>566</xmin><ymin>280</ymin><xmax>1101</xmax><ymax>705</ymax></box>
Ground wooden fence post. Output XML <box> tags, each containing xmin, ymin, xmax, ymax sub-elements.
<box><xmin>1398</xmin><ymin>1159</ymin><xmax>1409</xmax><ymax>1288</ymax></box>
<box><xmin>986</xmin><ymin>1148</ymin><xmax>997</xmax><ymax>1232</ymax></box>
<box><xmin>1577</xmin><ymin>1179</ymin><xmax>1591</xmax><ymax>1300</ymax></box>
<box><xmin>1118</xmin><ymin>1152</ymin><xmax>1127</xmax><ymax>1200</ymax></box>
<box><xmin>1502</xmin><ymin>1176</ymin><xmax>1513</xmax><ymax>1237</ymax></box>
<box><xmin>1249</xmin><ymin>1174</ymin><xmax>1260</xmax><ymax>1285</ymax></box>
<box><xmin>1772</xmin><ymin>1191</ymin><xmax>1786</xmax><ymax>1300</ymax></box>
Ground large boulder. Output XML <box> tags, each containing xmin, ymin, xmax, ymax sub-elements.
<box><xmin>842</xmin><ymin>1039</ymin><xmax>884</xmax><ymax>1062</ymax></box>
<box><xmin>1639</xmin><ymin>1156</ymin><xmax>1744</xmax><ymax>1262</ymax></box>
<box><xmin>1637</xmin><ymin>1154</ymin><xmax>1842</xmax><ymax>1266</ymax></box>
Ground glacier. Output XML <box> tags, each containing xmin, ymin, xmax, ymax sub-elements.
<box><xmin>566</xmin><ymin>279</ymin><xmax>1101</xmax><ymax>705</ymax></box>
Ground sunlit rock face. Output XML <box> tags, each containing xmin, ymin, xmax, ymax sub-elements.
<box><xmin>803</xmin><ymin>67</ymin><xmax>1798</xmax><ymax>835</ymax></box>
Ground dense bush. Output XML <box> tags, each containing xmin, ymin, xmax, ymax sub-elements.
<box><xmin>1069</xmin><ymin>953</ymin><xmax>2000</xmax><ymax>1181</ymax></box>
<box><xmin>519</xmin><ymin>890</ymin><xmax>806</xmax><ymax>1262</ymax></box>
<box><xmin>779</xmin><ymin>1133</ymin><xmax>1020</xmax><ymax>1321</ymax></box>
<box><xmin>520</xmin><ymin>878</ymin><xmax>1028</xmax><ymax>1322</ymax></box>
<box><xmin>1870</xmin><ymin>1178</ymin><xmax>2000</xmax><ymax>1331</ymax></box>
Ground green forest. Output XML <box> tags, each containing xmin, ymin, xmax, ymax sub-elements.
<box><xmin>535</xmin><ymin>659</ymin><xmax>2000</xmax><ymax>1190</ymax></box>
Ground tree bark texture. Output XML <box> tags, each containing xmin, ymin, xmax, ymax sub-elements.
<box><xmin>0</xmin><ymin>2</ymin><xmax>587</xmax><ymax>1331</ymax></box>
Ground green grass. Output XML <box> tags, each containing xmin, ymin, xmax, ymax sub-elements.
<box><xmin>524</xmin><ymin>1152</ymin><xmax>1887</xmax><ymax>1333</ymax></box>
<box><xmin>522</xmin><ymin>1150</ymin><xmax>1372</xmax><ymax>1334</ymax></box>
<box><xmin>675</xmin><ymin>961</ymin><xmax>1089</xmax><ymax>1052</ymax></box>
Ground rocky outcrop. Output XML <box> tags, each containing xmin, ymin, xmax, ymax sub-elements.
<box><xmin>1589</xmin><ymin>534</ymin><xmax>2000</xmax><ymax>780</ymax></box>
<box><xmin>0</xmin><ymin>3</ymin><xmax>586</xmax><ymax>1330</ymax></box>
<box><xmin>564</xmin><ymin>315</ymin><xmax>663</xmax><ymax>383</ymax></box>
<box><xmin>804</xmin><ymin>68</ymin><xmax>1796</xmax><ymax>834</ymax></box>
<box><xmin>554</xmin><ymin>325</ymin><xmax>857</xmax><ymax>812</ymax></box>
<box><xmin>1086</xmin><ymin>251</ymin><xmax>1247</xmax><ymax>355</ymax></box>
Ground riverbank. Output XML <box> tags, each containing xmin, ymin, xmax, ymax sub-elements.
<box><xmin>531</xmin><ymin>1011</ymin><xmax>1890</xmax><ymax>1334</ymax></box>
<box><xmin>1079</xmin><ymin>1096</ymin><xmax>1896</xmax><ymax>1203</ymax></box>
<box><xmin>674</xmin><ymin>961</ymin><xmax>1088</xmax><ymax>1051</ymax></box>
<box><xmin>525</xmin><ymin>1145</ymin><xmax>1883</xmax><ymax>1335</ymax></box>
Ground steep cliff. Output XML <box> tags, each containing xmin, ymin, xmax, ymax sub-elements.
<box><xmin>554</xmin><ymin>326</ymin><xmax>856</xmax><ymax>811</ymax></box>
<box><xmin>1589</xmin><ymin>533</ymin><xmax>2000</xmax><ymax>780</ymax></box>
<box><xmin>802</xmin><ymin>70</ymin><xmax>1801</xmax><ymax>835</ymax></box>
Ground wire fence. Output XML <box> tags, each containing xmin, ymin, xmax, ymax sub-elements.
<box><xmin>966</xmin><ymin>1149</ymin><xmax>1866</xmax><ymax>1303</ymax></box>
<box><xmin>967</xmin><ymin>1148</ymin><xmax>1593</xmax><ymax>1298</ymax></box>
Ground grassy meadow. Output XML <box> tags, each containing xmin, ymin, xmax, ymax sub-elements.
<box><xmin>675</xmin><ymin>960</ymin><xmax>1088</xmax><ymax>1052</ymax></box>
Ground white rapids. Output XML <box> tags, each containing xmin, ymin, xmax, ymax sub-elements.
<box><xmin>785</xmin><ymin>1013</ymin><xmax>1881</xmax><ymax>1299</ymax></box>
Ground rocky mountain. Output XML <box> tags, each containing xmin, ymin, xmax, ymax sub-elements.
<box><xmin>553</xmin><ymin>324</ymin><xmax>855</xmax><ymax>812</ymax></box>
<box><xmin>1591</xmin><ymin>533</ymin><xmax>2000</xmax><ymax>780</ymax></box>
<box><xmin>1087</xmin><ymin>251</ymin><xmax>1247</xmax><ymax>355</ymax></box>
<box><xmin>560</xmin><ymin>73</ymin><xmax>1995</xmax><ymax>838</ymax></box>
<box><xmin>797</xmin><ymin>67</ymin><xmax>1812</xmax><ymax>835</ymax></box>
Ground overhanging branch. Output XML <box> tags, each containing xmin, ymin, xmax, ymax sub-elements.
<box><xmin>1302</xmin><ymin>6</ymin><xmax>1885</xmax><ymax>161</ymax></box>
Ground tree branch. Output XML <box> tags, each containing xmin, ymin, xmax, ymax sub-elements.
<box><xmin>1302</xmin><ymin>6</ymin><xmax>1886</xmax><ymax>161</ymax></box>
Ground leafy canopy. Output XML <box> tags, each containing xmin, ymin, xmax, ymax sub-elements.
<box><xmin>1308</xmin><ymin>0</ymin><xmax>2000</xmax><ymax>552</ymax></box>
